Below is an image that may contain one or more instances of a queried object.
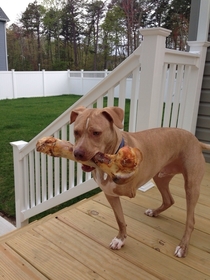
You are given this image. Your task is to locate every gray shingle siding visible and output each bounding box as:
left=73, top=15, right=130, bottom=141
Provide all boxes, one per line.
left=0, top=8, right=9, bottom=71
left=0, top=22, right=8, bottom=70
left=188, top=1, right=210, bottom=163
left=195, top=29, right=210, bottom=163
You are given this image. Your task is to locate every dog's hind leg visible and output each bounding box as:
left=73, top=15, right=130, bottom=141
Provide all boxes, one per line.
left=174, top=155, right=205, bottom=258
left=145, top=174, right=174, bottom=217
left=174, top=179, right=201, bottom=258
left=105, top=194, right=127, bottom=250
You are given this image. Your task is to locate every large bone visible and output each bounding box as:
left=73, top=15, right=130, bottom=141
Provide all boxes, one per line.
left=36, top=136, right=141, bottom=183
left=36, top=136, right=95, bottom=167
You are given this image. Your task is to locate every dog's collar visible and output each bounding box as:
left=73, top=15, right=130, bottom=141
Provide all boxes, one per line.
left=115, top=138, right=125, bottom=154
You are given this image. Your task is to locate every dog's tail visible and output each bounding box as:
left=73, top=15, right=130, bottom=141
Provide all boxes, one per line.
left=200, top=142, right=210, bottom=151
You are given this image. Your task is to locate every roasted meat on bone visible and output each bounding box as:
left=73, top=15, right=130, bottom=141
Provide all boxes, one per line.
left=36, top=136, right=141, bottom=183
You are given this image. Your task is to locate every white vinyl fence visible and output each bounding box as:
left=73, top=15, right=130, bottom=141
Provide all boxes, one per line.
left=0, top=69, right=134, bottom=100
left=0, top=70, right=70, bottom=99
left=0, top=70, right=135, bottom=100
left=10, top=27, right=209, bottom=228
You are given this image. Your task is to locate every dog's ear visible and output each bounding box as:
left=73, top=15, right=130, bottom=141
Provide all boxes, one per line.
left=102, top=107, right=124, bottom=129
left=70, top=106, right=86, bottom=124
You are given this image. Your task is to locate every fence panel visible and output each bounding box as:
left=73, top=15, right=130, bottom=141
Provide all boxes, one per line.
left=0, top=70, right=136, bottom=100
left=0, top=71, right=14, bottom=99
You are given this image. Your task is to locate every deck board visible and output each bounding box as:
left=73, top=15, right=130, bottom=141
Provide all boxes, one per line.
left=6, top=229, right=104, bottom=280
left=0, top=164, right=210, bottom=279
left=93, top=193, right=210, bottom=251
left=0, top=244, right=48, bottom=280
left=34, top=218, right=157, bottom=280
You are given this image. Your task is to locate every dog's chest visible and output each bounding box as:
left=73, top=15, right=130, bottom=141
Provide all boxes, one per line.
left=93, top=169, right=119, bottom=197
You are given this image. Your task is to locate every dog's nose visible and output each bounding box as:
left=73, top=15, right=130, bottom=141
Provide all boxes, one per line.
left=74, top=149, right=85, bottom=160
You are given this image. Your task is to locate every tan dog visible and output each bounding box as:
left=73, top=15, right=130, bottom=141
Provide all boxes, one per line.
left=70, top=106, right=210, bottom=258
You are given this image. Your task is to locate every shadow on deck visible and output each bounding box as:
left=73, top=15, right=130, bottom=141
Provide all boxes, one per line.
left=0, top=164, right=210, bottom=279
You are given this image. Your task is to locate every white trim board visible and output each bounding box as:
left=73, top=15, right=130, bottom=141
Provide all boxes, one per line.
left=0, top=217, right=16, bottom=236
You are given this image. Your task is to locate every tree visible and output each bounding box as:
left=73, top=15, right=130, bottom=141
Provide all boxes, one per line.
left=43, top=8, right=62, bottom=69
left=147, top=0, right=170, bottom=27
left=7, top=0, right=192, bottom=71
left=20, top=0, right=46, bottom=69
left=101, top=3, right=127, bottom=69
left=120, top=0, right=148, bottom=55
left=83, top=0, right=106, bottom=70
left=7, top=25, right=24, bottom=70
left=60, top=0, right=81, bottom=69
left=164, top=0, right=191, bottom=50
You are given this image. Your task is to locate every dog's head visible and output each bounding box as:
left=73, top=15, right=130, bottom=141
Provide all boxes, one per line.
left=70, top=106, right=124, bottom=171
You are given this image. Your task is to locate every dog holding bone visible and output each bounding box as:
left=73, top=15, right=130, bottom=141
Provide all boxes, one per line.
left=37, top=106, right=210, bottom=258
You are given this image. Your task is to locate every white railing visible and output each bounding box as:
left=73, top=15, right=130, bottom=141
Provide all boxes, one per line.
left=10, top=28, right=209, bottom=228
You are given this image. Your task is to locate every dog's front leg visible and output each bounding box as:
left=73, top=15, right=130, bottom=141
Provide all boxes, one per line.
left=105, top=194, right=127, bottom=249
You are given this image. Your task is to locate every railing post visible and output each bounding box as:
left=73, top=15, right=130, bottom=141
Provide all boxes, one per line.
left=136, top=27, right=171, bottom=131
left=181, top=41, right=210, bottom=133
left=10, top=140, right=29, bottom=228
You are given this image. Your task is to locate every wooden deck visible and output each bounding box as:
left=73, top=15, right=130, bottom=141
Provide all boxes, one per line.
left=0, top=164, right=210, bottom=280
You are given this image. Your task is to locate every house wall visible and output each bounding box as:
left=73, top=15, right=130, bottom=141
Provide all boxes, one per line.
left=0, top=21, right=8, bottom=71
left=195, top=29, right=210, bottom=162
left=189, top=0, right=210, bottom=162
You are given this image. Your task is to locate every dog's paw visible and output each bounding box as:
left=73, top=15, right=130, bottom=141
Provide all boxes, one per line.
left=109, top=237, right=125, bottom=250
left=174, top=246, right=186, bottom=258
left=144, top=209, right=154, bottom=217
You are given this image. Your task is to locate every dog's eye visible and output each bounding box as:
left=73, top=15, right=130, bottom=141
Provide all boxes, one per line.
left=93, top=131, right=101, bottom=136
left=74, top=130, right=80, bottom=137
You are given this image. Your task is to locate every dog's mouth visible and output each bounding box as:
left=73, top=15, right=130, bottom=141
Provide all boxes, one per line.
left=81, top=164, right=95, bottom=172
left=81, top=152, right=108, bottom=172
